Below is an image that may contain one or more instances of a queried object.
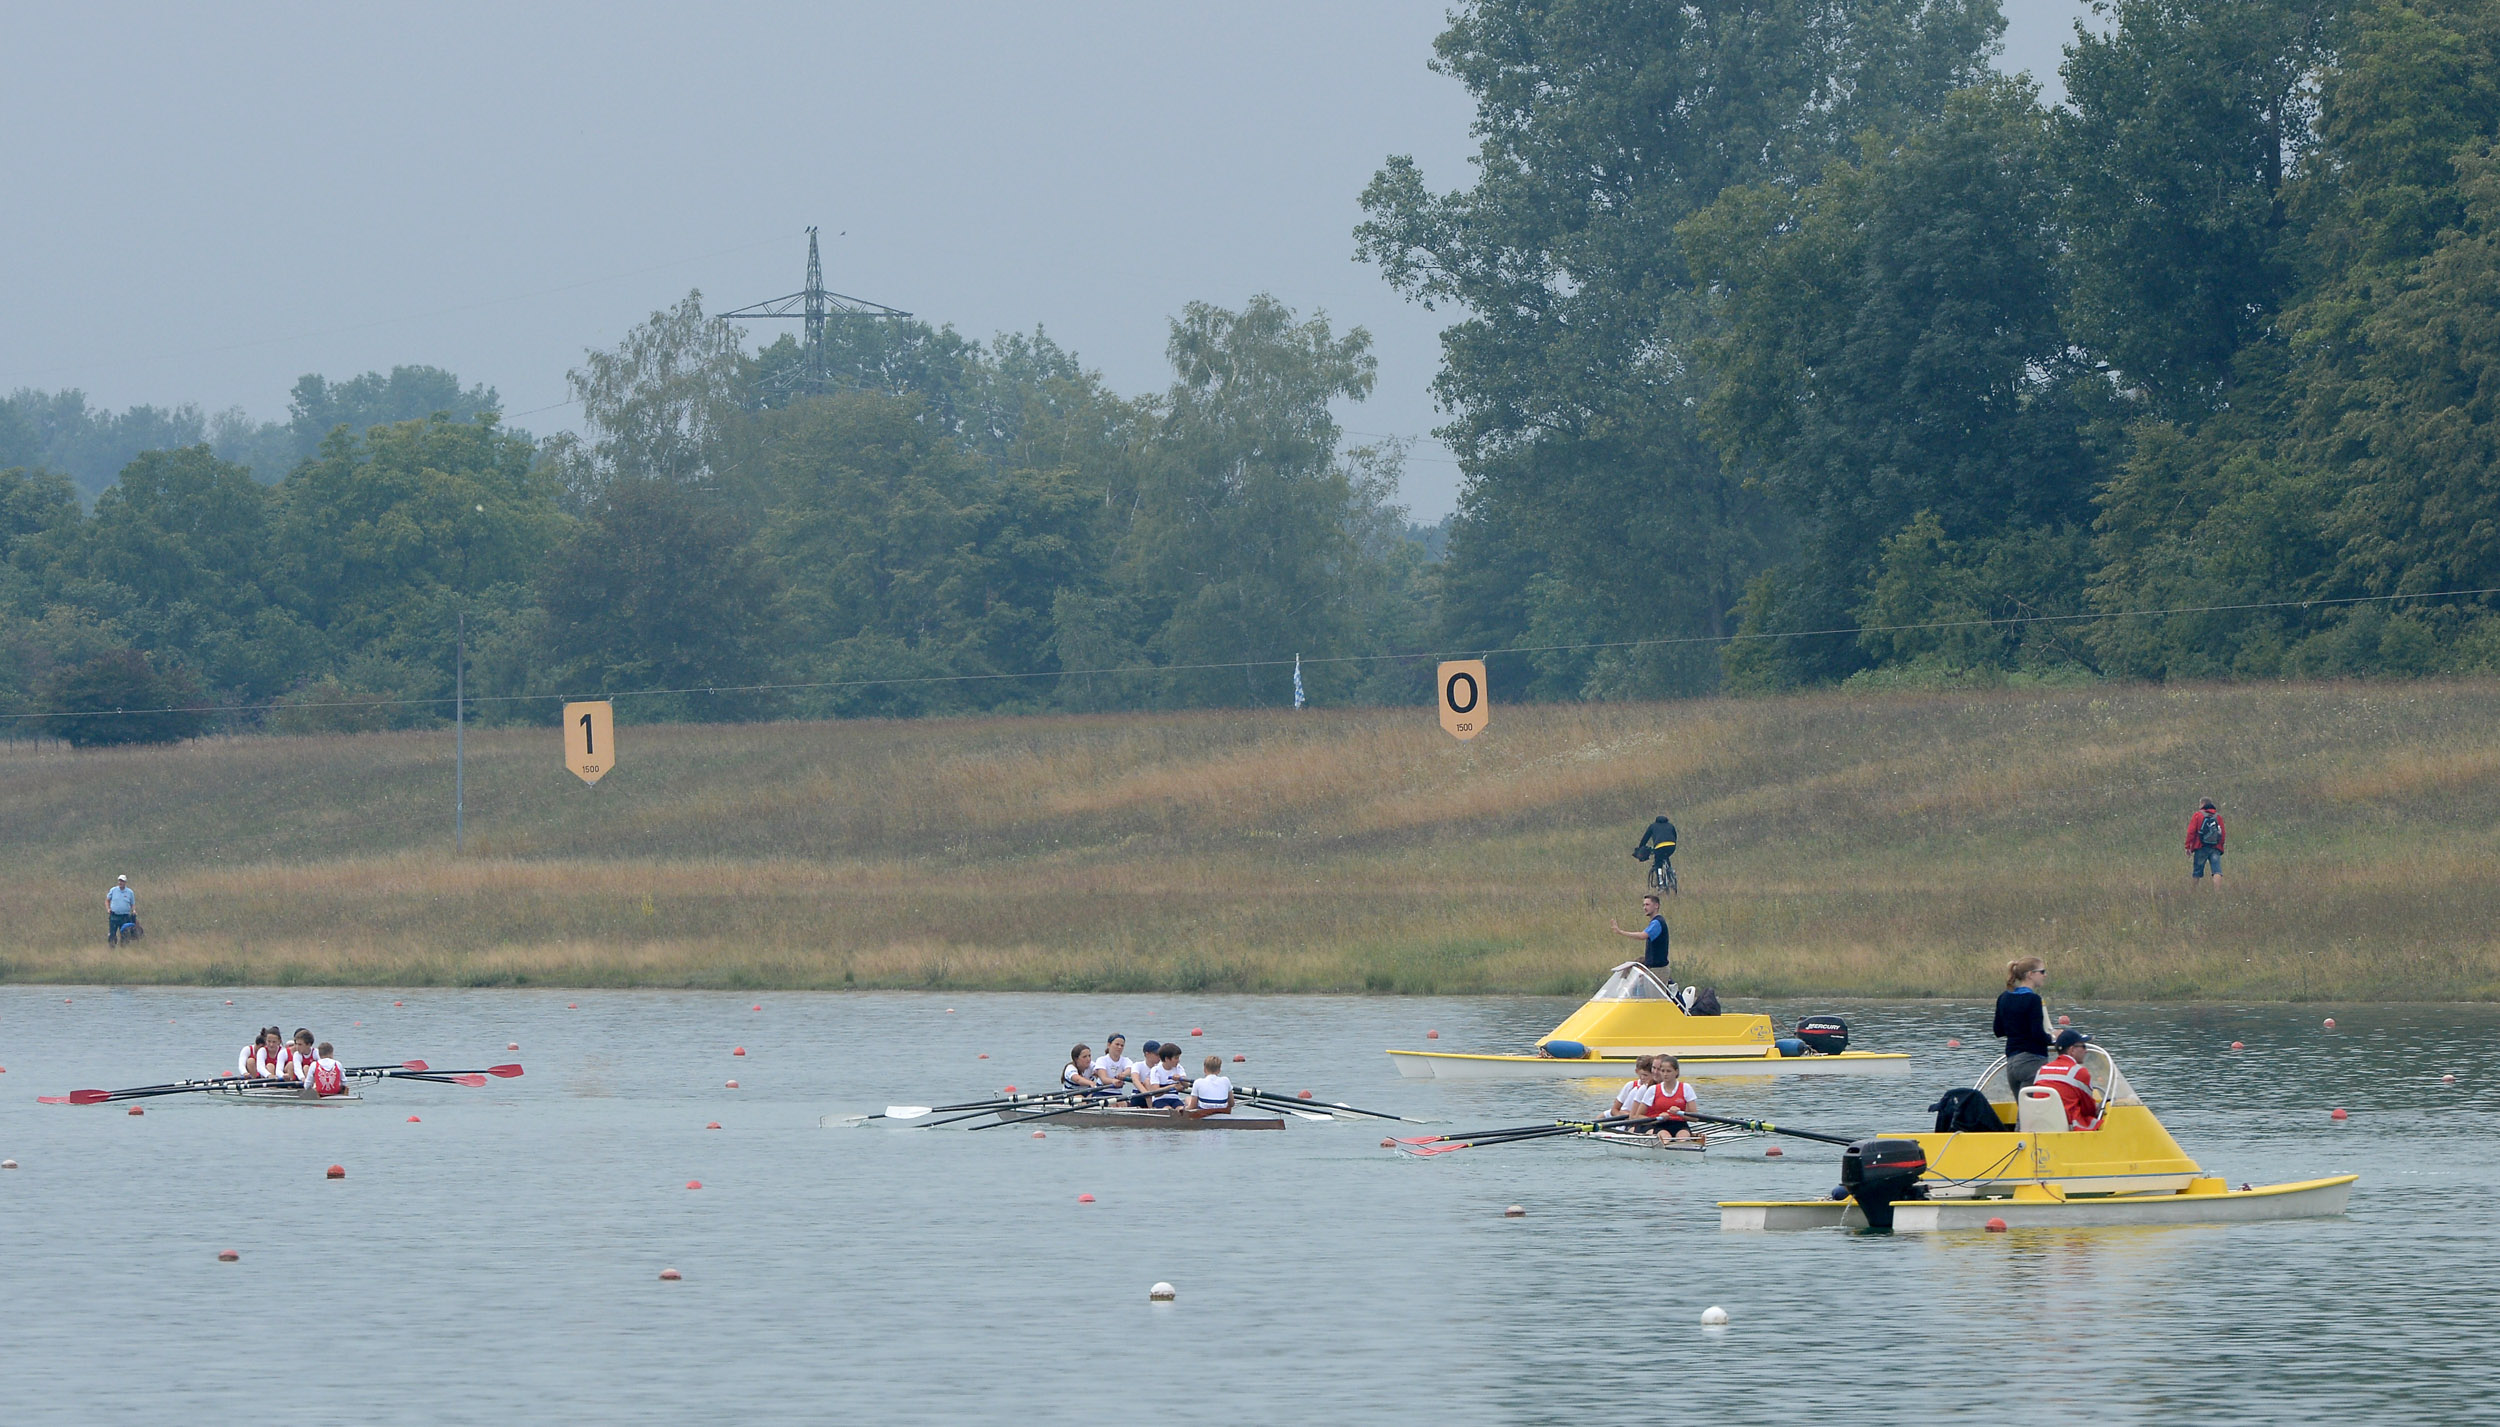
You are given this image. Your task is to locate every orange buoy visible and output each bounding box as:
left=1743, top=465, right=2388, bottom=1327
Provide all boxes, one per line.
left=2324, top=1018, right=2337, bottom=1029
left=2330, top=1107, right=2348, bottom=1120
left=706, top=1121, right=721, bottom=1130
left=1231, top=1054, right=1245, bottom=1063
left=1297, top=1090, right=1312, bottom=1099
left=1380, top=1137, right=1394, bottom=1148
left=393, top=1000, right=403, bottom=1007
left=128, top=1107, right=143, bottom=1116
left=2231, top=1041, right=2245, bottom=1050
left=978, top=1054, right=988, bottom=1059
left=686, top=1180, right=702, bottom=1190
left=1425, top=1029, right=1440, bottom=1040
left=407, top=1116, right=421, bottom=1123
left=568, top=1003, right=577, bottom=1009
left=1030, top=1130, right=1046, bottom=1139
left=732, top=1048, right=746, bottom=1057
left=325, top=1164, right=345, bottom=1179
left=1002, top=1085, right=1018, bottom=1094
left=1190, top=1028, right=1203, bottom=1036
left=1946, top=1039, right=1961, bottom=1048
left=752, top=1005, right=762, bottom=1012
left=658, top=1268, right=682, bottom=1281
left=217, top=1249, right=240, bottom=1262
left=725, top=1080, right=739, bottom=1088
left=2057, top=1015, right=2071, bottom=1026
left=1077, top=1193, right=1095, bottom=1203
left=1985, top=1217, right=2008, bottom=1233
left=1765, top=1146, right=1783, bottom=1157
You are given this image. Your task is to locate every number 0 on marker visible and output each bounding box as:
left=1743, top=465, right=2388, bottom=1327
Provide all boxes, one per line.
left=1437, top=660, right=1488, bottom=741
left=563, top=701, right=615, bottom=784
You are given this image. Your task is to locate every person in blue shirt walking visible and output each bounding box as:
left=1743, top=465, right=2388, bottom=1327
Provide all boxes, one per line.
left=105, top=874, right=138, bottom=945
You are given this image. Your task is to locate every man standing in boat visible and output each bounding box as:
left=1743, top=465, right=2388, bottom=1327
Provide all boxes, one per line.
left=1609, top=894, right=1671, bottom=984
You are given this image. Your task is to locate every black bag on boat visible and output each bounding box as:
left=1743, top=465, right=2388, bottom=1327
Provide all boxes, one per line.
left=1684, top=986, right=1721, bottom=1016
left=1929, top=1087, right=2010, bottom=1133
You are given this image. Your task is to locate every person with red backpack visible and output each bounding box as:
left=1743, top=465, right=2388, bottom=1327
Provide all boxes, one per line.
left=2186, top=799, right=2226, bottom=888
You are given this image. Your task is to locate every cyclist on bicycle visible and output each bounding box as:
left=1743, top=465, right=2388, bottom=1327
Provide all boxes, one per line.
left=1633, top=814, right=1678, bottom=893
left=106, top=874, right=138, bottom=945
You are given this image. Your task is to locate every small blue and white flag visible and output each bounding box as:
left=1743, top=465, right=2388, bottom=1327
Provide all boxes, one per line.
left=1293, top=653, right=1305, bottom=709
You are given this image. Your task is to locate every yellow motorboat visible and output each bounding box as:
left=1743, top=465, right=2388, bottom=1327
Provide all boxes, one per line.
left=1718, top=1046, right=2357, bottom=1232
left=1385, top=962, right=1911, bottom=1080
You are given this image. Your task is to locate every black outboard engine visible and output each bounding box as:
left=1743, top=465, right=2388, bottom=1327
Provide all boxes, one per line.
left=1837, top=1137, right=1928, bottom=1231
left=1794, top=1016, right=1850, bottom=1055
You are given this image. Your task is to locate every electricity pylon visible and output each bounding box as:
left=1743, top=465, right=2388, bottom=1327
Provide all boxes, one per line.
left=721, top=227, right=912, bottom=396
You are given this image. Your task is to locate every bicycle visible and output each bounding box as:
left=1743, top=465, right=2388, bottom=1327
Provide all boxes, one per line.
left=1646, top=857, right=1678, bottom=896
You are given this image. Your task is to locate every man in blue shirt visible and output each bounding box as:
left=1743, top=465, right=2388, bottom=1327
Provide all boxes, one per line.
left=105, top=874, right=137, bottom=944
left=1610, top=893, right=1669, bottom=975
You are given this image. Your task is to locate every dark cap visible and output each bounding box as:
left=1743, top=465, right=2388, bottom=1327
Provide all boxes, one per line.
left=1140, top=1040, right=1161, bottom=1054
left=2054, top=1029, right=2091, bottom=1050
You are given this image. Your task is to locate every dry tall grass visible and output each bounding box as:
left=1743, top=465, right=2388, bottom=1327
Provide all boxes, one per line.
left=5, top=679, right=2497, bottom=999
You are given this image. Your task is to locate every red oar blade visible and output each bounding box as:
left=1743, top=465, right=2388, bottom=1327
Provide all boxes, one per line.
left=403, top=1060, right=429, bottom=1072
left=37, top=1095, right=74, bottom=1105
left=449, top=1074, right=487, bottom=1087
left=486, top=1063, right=523, bottom=1078
left=1395, top=1141, right=1475, bottom=1157
left=67, top=1089, right=112, bottom=1105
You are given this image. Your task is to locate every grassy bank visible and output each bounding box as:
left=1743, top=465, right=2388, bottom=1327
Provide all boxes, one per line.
left=4, top=680, right=2498, bottom=1000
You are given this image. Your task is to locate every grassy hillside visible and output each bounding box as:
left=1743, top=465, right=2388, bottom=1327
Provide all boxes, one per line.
left=3, top=679, right=2497, bottom=1000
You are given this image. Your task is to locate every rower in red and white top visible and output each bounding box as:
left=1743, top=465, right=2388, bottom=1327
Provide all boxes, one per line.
left=1642, top=1055, right=1701, bottom=1143
left=243, top=1027, right=288, bottom=1080
left=300, top=1042, right=348, bottom=1097
left=283, top=1029, right=317, bottom=1081
left=1610, top=1055, right=1663, bottom=1118
left=1182, top=1056, right=1232, bottom=1117
left=2033, top=1030, right=2101, bottom=1131
left=239, top=1028, right=276, bottom=1079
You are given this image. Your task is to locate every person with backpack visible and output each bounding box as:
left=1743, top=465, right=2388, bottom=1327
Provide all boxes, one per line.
left=2186, top=799, right=2226, bottom=887
left=1632, top=814, right=1679, bottom=893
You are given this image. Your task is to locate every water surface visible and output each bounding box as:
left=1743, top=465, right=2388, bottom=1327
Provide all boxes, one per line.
left=1, top=987, right=2489, bottom=1424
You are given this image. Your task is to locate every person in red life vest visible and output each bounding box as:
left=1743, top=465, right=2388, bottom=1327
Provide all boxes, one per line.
left=2185, top=798, right=2226, bottom=888
left=301, top=1042, right=348, bottom=1097
left=2033, top=1030, right=2102, bottom=1131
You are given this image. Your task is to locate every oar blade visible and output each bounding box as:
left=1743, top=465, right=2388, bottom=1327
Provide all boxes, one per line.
left=67, top=1090, right=111, bottom=1105
left=37, top=1095, right=73, bottom=1105
left=486, top=1064, right=524, bottom=1078
left=449, top=1074, right=488, bottom=1087
left=882, top=1106, right=935, bottom=1121
left=404, top=1060, right=430, bottom=1072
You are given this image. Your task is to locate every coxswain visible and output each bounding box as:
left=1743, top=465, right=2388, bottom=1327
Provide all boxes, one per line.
left=2033, top=1030, right=2102, bottom=1131
left=1182, top=1055, right=1233, bottom=1118
left=300, top=1041, right=348, bottom=1098
left=1062, top=1044, right=1113, bottom=1094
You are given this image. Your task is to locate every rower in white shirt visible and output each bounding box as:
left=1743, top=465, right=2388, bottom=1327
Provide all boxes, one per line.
left=1609, top=1055, right=1662, bottom=1120
left=1182, top=1055, right=1233, bottom=1118
left=1062, top=1044, right=1114, bottom=1093
left=1138, top=1041, right=1189, bottom=1107
left=1094, top=1034, right=1142, bottom=1099
left=239, top=1027, right=284, bottom=1079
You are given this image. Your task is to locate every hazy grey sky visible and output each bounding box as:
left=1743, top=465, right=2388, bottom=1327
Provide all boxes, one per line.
left=4, top=1, right=2097, bottom=520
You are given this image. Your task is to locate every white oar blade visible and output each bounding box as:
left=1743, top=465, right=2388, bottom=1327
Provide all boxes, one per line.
left=882, top=1106, right=934, bottom=1121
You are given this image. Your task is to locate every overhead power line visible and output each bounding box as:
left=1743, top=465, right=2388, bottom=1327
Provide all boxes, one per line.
left=15, top=583, right=2499, bottom=725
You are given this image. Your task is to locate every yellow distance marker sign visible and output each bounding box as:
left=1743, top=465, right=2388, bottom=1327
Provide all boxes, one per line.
left=563, top=700, right=615, bottom=785
left=1437, top=660, right=1488, bottom=741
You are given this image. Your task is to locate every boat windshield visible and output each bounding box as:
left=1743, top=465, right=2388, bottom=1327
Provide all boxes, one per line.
left=1592, top=963, right=1676, bottom=1001
left=1976, top=1046, right=2136, bottom=1110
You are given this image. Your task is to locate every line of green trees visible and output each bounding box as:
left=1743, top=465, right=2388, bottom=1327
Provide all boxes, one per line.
left=0, top=296, right=1436, bottom=743
left=1364, top=0, right=2500, bottom=695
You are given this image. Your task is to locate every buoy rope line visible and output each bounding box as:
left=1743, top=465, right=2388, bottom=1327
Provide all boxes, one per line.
left=15, top=582, right=2500, bottom=723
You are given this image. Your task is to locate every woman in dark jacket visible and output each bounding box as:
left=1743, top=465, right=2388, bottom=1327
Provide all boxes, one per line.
left=1993, top=956, right=2054, bottom=1092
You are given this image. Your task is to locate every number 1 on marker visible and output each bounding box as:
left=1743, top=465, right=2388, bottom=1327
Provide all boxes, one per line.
left=563, top=701, right=615, bottom=785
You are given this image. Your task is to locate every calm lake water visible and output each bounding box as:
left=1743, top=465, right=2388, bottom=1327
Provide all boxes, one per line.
left=1, top=986, right=2492, bottom=1425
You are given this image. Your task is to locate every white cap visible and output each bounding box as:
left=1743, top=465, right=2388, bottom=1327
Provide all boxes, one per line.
left=116, top=874, right=128, bottom=882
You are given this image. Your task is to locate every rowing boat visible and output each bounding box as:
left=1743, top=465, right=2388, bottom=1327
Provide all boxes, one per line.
left=992, top=1105, right=1284, bottom=1131
left=1576, top=1128, right=1708, bottom=1154
left=202, top=1083, right=362, bottom=1106
left=1387, top=962, right=1911, bottom=1080
left=1717, top=1047, right=2357, bottom=1232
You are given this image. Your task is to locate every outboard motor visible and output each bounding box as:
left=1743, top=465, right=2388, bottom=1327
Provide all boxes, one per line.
left=1836, top=1137, right=1928, bottom=1231
left=1794, top=1016, right=1850, bottom=1055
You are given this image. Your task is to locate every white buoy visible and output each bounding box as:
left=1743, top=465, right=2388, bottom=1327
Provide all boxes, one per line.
left=1700, top=1305, right=1729, bottom=1326
left=1149, top=1282, right=1176, bottom=1302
